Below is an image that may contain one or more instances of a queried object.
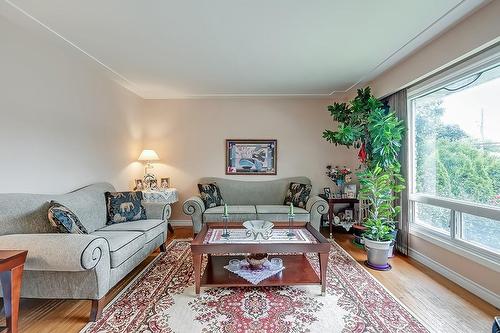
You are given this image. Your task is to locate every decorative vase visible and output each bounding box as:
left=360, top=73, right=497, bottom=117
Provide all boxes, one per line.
left=336, top=179, right=345, bottom=195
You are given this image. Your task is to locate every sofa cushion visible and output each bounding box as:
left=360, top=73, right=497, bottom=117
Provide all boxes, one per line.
left=47, top=201, right=88, bottom=234
left=284, top=183, right=312, bottom=209
left=105, top=191, right=147, bottom=225
left=198, top=183, right=225, bottom=208
left=98, top=219, right=167, bottom=243
left=204, top=205, right=256, bottom=222
left=91, top=231, right=145, bottom=268
left=255, top=205, right=310, bottom=222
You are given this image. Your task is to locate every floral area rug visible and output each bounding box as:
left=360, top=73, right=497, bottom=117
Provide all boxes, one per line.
left=81, top=240, right=429, bottom=333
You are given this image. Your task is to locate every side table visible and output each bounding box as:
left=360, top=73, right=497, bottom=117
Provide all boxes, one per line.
left=319, top=194, right=359, bottom=238
left=142, top=188, right=179, bottom=235
left=0, top=250, right=28, bottom=333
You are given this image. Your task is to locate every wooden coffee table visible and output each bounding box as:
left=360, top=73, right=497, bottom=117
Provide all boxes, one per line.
left=0, top=250, right=28, bottom=333
left=191, top=222, right=330, bottom=295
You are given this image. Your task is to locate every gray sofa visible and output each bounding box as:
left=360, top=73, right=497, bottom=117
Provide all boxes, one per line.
left=0, top=183, right=170, bottom=321
left=183, top=177, right=328, bottom=233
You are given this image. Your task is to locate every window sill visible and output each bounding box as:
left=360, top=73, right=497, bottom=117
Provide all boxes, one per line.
left=409, top=225, right=500, bottom=273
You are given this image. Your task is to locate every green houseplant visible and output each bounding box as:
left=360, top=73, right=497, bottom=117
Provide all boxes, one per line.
left=323, top=87, right=405, bottom=269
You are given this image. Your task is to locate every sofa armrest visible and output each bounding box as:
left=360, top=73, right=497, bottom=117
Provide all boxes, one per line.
left=142, top=202, right=171, bottom=220
left=183, top=196, right=205, bottom=233
left=306, top=195, right=329, bottom=230
left=0, top=234, right=109, bottom=272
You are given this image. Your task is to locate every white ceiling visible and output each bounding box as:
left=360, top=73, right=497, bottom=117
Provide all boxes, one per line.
left=2, top=0, right=488, bottom=98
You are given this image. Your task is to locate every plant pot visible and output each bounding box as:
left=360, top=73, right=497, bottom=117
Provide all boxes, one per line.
left=363, top=238, right=392, bottom=270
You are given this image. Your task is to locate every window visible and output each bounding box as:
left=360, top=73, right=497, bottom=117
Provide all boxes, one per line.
left=408, top=48, right=500, bottom=259
left=414, top=202, right=450, bottom=234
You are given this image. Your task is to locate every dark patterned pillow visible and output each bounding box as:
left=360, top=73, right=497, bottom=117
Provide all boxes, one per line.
left=105, top=191, right=147, bottom=225
left=284, top=182, right=312, bottom=209
left=198, top=183, right=225, bottom=209
left=48, top=201, right=88, bottom=234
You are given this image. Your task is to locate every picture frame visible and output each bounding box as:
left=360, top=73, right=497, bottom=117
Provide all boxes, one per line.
left=226, top=139, right=277, bottom=175
left=344, top=209, right=353, bottom=220
left=344, top=184, right=357, bottom=198
left=160, top=177, right=170, bottom=189
left=133, top=179, right=144, bottom=191
left=323, top=187, right=332, bottom=198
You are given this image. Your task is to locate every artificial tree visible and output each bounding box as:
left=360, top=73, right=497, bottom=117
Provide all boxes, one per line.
left=323, top=87, right=405, bottom=268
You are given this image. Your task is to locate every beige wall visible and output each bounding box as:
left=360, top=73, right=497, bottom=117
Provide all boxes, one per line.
left=140, top=98, right=359, bottom=220
left=340, top=0, right=500, bottom=305
left=0, top=15, right=143, bottom=194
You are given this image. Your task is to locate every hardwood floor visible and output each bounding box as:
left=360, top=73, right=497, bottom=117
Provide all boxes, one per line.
left=1, top=227, right=497, bottom=333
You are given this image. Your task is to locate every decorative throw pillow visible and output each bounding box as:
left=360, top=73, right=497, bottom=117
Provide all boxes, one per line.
left=105, top=191, right=147, bottom=225
left=198, top=183, right=225, bottom=209
left=284, top=182, right=312, bottom=209
left=48, top=201, right=88, bottom=234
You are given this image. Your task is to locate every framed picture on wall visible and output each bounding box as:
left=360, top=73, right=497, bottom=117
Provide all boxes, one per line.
left=226, top=139, right=277, bottom=175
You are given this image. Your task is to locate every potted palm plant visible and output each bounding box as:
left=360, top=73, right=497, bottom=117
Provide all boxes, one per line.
left=358, top=166, right=404, bottom=269
left=323, top=87, right=405, bottom=270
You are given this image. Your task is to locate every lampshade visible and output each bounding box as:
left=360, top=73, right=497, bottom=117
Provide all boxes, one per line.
left=138, top=149, right=160, bottom=161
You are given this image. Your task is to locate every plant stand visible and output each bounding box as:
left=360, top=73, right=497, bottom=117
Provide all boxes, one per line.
left=364, top=261, right=392, bottom=271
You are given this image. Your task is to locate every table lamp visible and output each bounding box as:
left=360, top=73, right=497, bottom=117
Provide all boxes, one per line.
left=138, top=149, right=160, bottom=178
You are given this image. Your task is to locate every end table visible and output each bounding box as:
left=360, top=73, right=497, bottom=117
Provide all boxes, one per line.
left=319, top=194, right=359, bottom=238
left=142, top=188, right=179, bottom=234
left=1, top=250, right=28, bottom=333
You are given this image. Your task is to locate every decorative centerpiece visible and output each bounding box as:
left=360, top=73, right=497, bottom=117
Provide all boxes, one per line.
left=245, top=253, right=268, bottom=270
left=243, top=220, right=274, bottom=240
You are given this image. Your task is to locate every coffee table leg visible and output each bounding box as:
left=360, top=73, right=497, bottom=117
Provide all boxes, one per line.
left=192, top=253, right=202, bottom=295
left=1, top=264, right=24, bottom=333
left=319, top=253, right=328, bottom=296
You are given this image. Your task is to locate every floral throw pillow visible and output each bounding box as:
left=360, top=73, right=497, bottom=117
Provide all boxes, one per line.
left=283, top=182, right=312, bottom=209
left=48, top=201, right=88, bottom=234
left=198, top=183, right=225, bottom=209
left=105, top=191, right=147, bottom=225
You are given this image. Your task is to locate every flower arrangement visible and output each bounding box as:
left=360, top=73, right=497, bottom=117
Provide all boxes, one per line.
left=326, top=165, right=352, bottom=185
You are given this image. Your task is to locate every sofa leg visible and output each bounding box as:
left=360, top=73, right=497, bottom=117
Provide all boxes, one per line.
left=159, top=243, right=167, bottom=252
left=90, top=298, right=105, bottom=322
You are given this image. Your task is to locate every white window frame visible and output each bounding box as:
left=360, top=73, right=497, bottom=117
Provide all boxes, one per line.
left=407, top=44, right=500, bottom=271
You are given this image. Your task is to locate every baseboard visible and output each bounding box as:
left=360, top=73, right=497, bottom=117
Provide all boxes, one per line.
left=409, top=248, right=500, bottom=309
left=169, top=220, right=192, bottom=227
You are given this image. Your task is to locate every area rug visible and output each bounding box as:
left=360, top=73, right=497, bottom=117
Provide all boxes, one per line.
left=81, top=240, right=429, bottom=333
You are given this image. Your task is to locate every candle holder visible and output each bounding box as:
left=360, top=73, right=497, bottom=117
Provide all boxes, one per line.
left=222, top=214, right=230, bottom=238
left=287, top=213, right=295, bottom=237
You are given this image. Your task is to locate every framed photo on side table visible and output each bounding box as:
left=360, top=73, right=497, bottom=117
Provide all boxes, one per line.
left=160, top=177, right=170, bottom=189
left=323, top=187, right=332, bottom=198
left=133, top=179, right=144, bottom=191
left=344, top=184, right=357, bottom=198
left=226, top=139, right=277, bottom=175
